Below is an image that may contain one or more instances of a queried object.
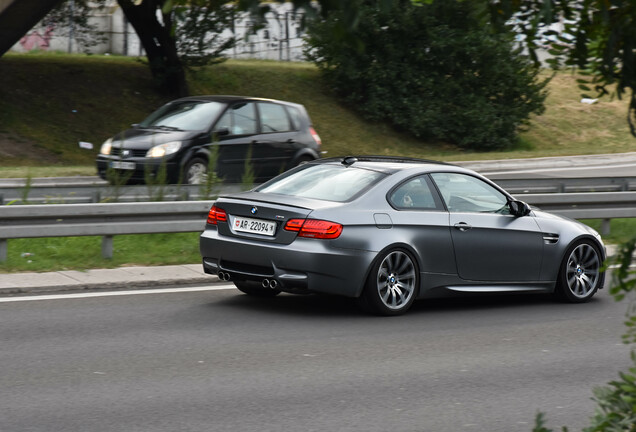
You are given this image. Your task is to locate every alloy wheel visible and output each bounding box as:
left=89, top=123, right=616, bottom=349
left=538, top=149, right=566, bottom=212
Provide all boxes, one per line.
left=376, top=251, right=417, bottom=311
left=565, top=243, right=600, bottom=299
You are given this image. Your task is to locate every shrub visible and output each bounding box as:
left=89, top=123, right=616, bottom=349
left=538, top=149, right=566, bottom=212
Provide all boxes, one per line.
left=305, top=0, right=549, bottom=151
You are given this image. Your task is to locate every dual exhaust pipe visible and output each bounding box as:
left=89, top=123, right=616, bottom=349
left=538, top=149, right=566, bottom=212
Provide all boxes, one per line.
left=218, top=271, right=278, bottom=289
left=262, top=279, right=278, bottom=289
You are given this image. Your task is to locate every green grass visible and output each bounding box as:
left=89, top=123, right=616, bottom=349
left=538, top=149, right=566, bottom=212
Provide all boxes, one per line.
left=580, top=219, right=636, bottom=245
left=0, top=233, right=201, bottom=273
left=1, top=53, right=635, bottom=177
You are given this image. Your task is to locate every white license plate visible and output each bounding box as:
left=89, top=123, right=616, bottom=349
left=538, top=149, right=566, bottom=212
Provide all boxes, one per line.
left=110, top=161, right=135, bottom=170
left=231, top=216, right=276, bottom=236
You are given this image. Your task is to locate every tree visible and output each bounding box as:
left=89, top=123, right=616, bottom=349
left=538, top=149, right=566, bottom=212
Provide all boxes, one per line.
left=432, top=0, right=636, bottom=140
left=117, top=0, right=235, bottom=97
left=305, top=0, right=549, bottom=151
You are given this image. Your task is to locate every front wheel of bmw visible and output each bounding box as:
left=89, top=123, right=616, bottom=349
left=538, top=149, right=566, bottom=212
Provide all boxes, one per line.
left=358, top=249, right=419, bottom=316
left=555, top=240, right=604, bottom=303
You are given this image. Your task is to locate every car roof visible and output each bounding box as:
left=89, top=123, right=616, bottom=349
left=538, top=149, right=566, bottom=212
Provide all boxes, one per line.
left=316, top=156, right=457, bottom=175
left=172, top=95, right=305, bottom=108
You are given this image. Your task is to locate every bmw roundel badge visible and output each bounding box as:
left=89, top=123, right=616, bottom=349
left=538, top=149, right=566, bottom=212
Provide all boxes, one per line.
left=251, top=206, right=258, bottom=215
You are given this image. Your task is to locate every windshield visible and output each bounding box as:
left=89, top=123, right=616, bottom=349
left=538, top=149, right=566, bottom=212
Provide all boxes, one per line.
left=139, top=101, right=225, bottom=131
left=255, top=164, right=386, bottom=202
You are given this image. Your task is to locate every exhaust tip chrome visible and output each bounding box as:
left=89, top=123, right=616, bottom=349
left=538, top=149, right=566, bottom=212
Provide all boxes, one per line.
left=262, top=279, right=270, bottom=288
left=218, top=271, right=230, bottom=281
left=269, top=279, right=278, bottom=289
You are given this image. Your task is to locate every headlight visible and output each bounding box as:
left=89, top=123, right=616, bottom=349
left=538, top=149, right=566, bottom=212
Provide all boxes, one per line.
left=146, top=141, right=182, bottom=158
left=100, top=138, right=113, bottom=155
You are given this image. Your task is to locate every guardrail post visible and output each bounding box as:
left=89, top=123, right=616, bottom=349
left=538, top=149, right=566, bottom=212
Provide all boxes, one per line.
left=601, top=219, right=611, bottom=236
left=101, top=235, right=113, bottom=259
left=0, top=239, right=7, bottom=262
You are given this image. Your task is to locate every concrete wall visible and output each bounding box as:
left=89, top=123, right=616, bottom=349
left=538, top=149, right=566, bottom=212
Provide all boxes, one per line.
left=10, top=2, right=307, bottom=61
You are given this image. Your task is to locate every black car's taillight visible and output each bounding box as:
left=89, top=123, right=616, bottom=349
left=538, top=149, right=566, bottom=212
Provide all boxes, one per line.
left=309, top=127, right=322, bottom=147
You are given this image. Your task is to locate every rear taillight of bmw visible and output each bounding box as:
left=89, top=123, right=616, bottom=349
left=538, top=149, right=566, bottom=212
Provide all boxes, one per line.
left=207, top=205, right=227, bottom=225
left=284, top=218, right=342, bottom=239
left=309, top=127, right=322, bottom=147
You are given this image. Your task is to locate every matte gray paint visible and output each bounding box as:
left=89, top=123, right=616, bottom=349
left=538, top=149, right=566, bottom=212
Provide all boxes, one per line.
left=199, top=160, right=605, bottom=301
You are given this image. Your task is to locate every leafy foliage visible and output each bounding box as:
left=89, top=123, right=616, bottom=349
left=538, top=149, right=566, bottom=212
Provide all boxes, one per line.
left=305, top=0, right=549, bottom=151
left=477, top=0, right=636, bottom=140
left=41, top=0, right=108, bottom=52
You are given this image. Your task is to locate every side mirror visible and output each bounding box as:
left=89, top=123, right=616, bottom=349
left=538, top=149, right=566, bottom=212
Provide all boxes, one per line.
left=213, top=127, right=230, bottom=137
left=509, top=200, right=531, bottom=217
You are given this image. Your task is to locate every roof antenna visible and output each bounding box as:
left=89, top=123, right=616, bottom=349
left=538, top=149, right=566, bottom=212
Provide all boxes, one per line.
left=342, top=156, right=358, bottom=166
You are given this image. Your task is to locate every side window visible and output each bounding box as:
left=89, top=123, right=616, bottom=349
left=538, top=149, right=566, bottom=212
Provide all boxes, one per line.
left=389, top=176, right=442, bottom=210
left=286, top=106, right=303, bottom=131
left=215, top=102, right=257, bottom=136
left=430, top=172, right=510, bottom=214
left=258, top=103, right=292, bottom=133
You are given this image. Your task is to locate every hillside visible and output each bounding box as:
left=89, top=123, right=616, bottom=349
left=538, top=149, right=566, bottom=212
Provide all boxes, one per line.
left=0, top=53, right=634, bottom=176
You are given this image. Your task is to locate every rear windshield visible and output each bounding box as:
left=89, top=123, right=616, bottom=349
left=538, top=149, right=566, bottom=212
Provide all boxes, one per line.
left=255, top=164, right=385, bottom=202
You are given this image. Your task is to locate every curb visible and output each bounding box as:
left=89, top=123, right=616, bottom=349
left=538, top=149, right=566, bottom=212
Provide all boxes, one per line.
left=0, top=264, right=219, bottom=296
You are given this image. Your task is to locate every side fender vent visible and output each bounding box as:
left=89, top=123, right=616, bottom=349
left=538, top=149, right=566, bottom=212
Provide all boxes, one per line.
left=543, top=233, right=560, bottom=244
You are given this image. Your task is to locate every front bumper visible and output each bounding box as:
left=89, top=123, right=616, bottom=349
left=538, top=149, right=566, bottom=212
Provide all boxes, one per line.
left=96, top=156, right=180, bottom=183
left=199, top=228, right=376, bottom=298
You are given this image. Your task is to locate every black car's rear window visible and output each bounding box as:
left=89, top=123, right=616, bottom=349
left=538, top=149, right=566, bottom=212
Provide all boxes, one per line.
left=255, top=164, right=385, bottom=202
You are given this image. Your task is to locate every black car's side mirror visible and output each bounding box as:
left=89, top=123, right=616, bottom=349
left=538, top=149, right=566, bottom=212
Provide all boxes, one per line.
left=214, top=127, right=230, bottom=137
left=509, top=200, right=531, bottom=217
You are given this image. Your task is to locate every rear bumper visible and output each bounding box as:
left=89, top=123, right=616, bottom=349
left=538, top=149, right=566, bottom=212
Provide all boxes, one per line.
left=199, top=228, right=376, bottom=297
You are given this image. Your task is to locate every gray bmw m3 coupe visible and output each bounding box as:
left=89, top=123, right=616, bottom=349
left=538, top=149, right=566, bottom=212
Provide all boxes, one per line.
left=199, top=156, right=605, bottom=315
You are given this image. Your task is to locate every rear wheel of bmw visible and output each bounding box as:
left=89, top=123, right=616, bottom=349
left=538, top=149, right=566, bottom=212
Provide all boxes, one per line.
left=359, top=249, right=419, bottom=316
left=234, top=281, right=281, bottom=297
left=555, top=240, right=604, bottom=303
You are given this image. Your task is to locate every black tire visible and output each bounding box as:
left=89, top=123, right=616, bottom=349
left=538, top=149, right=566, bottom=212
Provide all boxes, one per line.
left=555, top=240, right=604, bottom=303
left=358, top=249, right=419, bottom=316
left=183, top=157, right=208, bottom=185
left=234, top=281, right=281, bottom=297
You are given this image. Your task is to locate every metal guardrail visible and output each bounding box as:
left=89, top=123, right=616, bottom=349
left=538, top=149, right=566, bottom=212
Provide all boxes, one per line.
left=1, top=191, right=635, bottom=262
left=493, top=176, right=636, bottom=194
left=1, top=176, right=636, bottom=204
left=0, top=201, right=213, bottom=262
left=0, top=182, right=245, bottom=205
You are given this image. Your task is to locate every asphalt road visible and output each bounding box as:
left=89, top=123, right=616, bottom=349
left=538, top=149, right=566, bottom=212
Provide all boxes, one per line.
left=1, top=284, right=631, bottom=432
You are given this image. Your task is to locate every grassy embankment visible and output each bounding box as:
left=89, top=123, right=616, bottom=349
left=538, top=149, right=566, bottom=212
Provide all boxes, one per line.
left=0, top=53, right=634, bottom=272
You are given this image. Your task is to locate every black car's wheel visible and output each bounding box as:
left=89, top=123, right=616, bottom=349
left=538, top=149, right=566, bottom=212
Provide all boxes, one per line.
left=556, top=240, right=604, bottom=303
left=359, top=249, right=419, bottom=316
left=184, top=157, right=208, bottom=185
left=295, top=155, right=314, bottom=166
left=234, top=281, right=281, bottom=297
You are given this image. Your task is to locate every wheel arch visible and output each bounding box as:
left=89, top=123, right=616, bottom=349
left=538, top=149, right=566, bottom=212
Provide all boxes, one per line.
left=554, top=234, right=606, bottom=301
left=356, top=242, right=422, bottom=298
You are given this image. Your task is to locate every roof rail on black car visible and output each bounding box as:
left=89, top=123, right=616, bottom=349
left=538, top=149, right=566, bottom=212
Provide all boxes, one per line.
left=321, top=155, right=453, bottom=166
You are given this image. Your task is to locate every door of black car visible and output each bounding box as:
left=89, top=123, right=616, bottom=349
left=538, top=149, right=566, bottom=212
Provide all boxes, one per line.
left=252, top=102, right=300, bottom=179
left=212, top=102, right=258, bottom=182
left=430, top=172, right=544, bottom=282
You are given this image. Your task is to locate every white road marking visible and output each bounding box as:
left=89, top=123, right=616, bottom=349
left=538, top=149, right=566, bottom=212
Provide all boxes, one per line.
left=0, top=284, right=236, bottom=303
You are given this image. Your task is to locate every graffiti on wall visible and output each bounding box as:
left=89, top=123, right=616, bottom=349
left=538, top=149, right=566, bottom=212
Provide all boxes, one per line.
left=19, top=26, right=55, bottom=51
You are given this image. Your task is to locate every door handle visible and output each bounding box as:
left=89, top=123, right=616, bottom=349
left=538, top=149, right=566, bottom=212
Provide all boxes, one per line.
left=454, top=222, right=472, bottom=232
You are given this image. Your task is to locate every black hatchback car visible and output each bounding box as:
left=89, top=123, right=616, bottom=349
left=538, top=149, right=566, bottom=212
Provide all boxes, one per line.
left=96, top=96, right=322, bottom=184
